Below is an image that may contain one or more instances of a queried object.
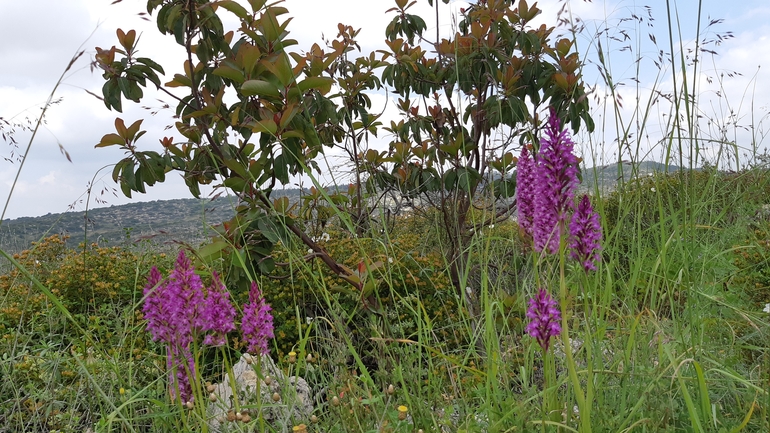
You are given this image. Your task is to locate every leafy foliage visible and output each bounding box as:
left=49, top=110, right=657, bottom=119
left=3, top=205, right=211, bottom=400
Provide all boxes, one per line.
left=95, top=0, right=360, bottom=293
left=366, top=0, right=594, bottom=301
left=93, top=0, right=594, bottom=310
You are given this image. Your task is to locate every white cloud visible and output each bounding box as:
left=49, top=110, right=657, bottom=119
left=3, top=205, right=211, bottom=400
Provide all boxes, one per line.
left=38, top=171, right=57, bottom=185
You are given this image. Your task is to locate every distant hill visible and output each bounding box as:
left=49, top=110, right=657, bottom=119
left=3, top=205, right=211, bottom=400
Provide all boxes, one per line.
left=580, top=161, right=684, bottom=192
left=0, top=161, right=688, bottom=254
left=0, top=189, right=302, bottom=254
left=0, top=197, right=232, bottom=253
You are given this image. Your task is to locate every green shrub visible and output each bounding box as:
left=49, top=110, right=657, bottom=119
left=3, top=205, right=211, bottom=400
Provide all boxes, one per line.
left=246, top=215, right=466, bottom=360
left=0, top=235, right=175, bottom=322
left=732, top=221, right=770, bottom=306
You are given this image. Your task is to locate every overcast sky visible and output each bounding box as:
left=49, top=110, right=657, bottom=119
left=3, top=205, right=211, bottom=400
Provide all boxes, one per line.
left=1, top=0, right=769, bottom=220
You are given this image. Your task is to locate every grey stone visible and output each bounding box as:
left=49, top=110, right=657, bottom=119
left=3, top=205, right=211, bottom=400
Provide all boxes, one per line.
left=208, top=354, right=313, bottom=432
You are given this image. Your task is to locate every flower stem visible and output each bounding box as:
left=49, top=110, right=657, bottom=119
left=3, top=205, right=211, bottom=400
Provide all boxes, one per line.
left=559, top=238, right=590, bottom=431
left=544, top=349, right=557, bottom=424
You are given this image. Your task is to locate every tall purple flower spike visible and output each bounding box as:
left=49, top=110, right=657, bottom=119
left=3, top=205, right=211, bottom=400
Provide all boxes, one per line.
left=199, top=271, right=237, bottom=346
left=241, top=281, right=275, bottom=356
left=165, top=251, right=205, bottom=350
left=533, top=109, right=579, bottom=254
left=142, top=251, right=203, bottom=351
left=569, top=194, right=602, bottom=271
left=143, top=251, right=204, bottom=402
left=143, top=266, right=170, bottom=343
left=142, top=250, right=240, bottom=403
left=516, top=145, right=536, bottom=236
left=525, top=288, right=562, bottom=352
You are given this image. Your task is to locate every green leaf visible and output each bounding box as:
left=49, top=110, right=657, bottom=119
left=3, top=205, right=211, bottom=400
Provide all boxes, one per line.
left=164, top=3, right=184, bottom=34
left=198, top=239, right=230, bottom=261
left=96, top=133, right=125, bottom=148
left=217, top=0, right=250, bottom=19
left=223, top=177, right=247, bottom=192
left=136, top=57, right=165, bottom=74
left=250, top=119, right=278, bottom=135
left=259, top=8, right=284, bottom=42
left=456, top=167, right=480, bottom=192
left=297, top=76, right=334, bottom=94
left=186, top=178, right=201, bottom=198
left=257, top=216, right=283, bottom=243
left=241, top=79, right=281, bottom=98
left=133, top=64, right=162, bottom=87
left=120, top=162, right=136, bottom=197
left=145, top=151, right=167, bottom=183
left=693, top=362, right=713, bottom=428
left=118, top=77, right=136, bottom=101
left=166, top=74, right=192, bottom=87
left=213, top=65, right=245, bottom=83
left=135, top=130, right=147, bottom=142
left=134, top=165, right=146, bottom=193
left=495, top=178, right=517, bottom=198
left=240, top=45, right=262, bottom=73
left=257, top=257, right=275, bottom=274
left=273, top=196, right=289, bottom=213
left=125, top=119, right=144, bottom=141
left=222, top=156, right=250, bottom=179
left=112, top=159, right=129, bottom=183
left=247, top=0, right=266, bottom=12
left=280, top=130, right=305, bottom=139
left=443, top=168, right=457, bottom=190
left=304, top=126, right=320, bottom=148
left=274, top=153, right=289, bottom=184
left=262, top=54, right=294, bottom=87
left=196, top=39, right=213, bottom=64
left=103, top=79, right=123, bottom=112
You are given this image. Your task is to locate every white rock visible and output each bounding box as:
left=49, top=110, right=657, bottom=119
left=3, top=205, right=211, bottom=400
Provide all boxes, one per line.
left=208, top=354, right=313, bottom=432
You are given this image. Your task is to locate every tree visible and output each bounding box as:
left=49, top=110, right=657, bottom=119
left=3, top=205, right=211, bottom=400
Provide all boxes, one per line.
left=360, top=0, right=593, bottom=313
left=95, top=0, right=369, bottom=293
left=94, top=0, right=593, bottom=313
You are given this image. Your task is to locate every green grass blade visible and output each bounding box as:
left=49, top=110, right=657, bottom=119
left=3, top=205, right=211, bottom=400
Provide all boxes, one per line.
left=693, top=361, right=713, bottom=429
left=729, top=399, right=756, bottom=433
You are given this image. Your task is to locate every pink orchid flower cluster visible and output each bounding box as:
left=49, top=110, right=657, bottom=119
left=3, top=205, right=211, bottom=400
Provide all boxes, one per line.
left=143, top=250, right=273, bottom=404
left=516, top=108, right=602, bottom=271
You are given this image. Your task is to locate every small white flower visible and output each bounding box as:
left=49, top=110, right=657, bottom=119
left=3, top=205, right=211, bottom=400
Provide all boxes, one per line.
left=650, top=187, right=656, bottom=192
left=388, top=257, right=394, bottom=264
left=465, top=286, right=473, bottom=296
left=307, top=249, right=314, bottom=255
left=320, top=232, right=330, bottom=242
left=306, top=317, right=313, bottom=325
left=763, top=303, right=770, bottom=313
left=488, top=224, right=495, bottom=229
